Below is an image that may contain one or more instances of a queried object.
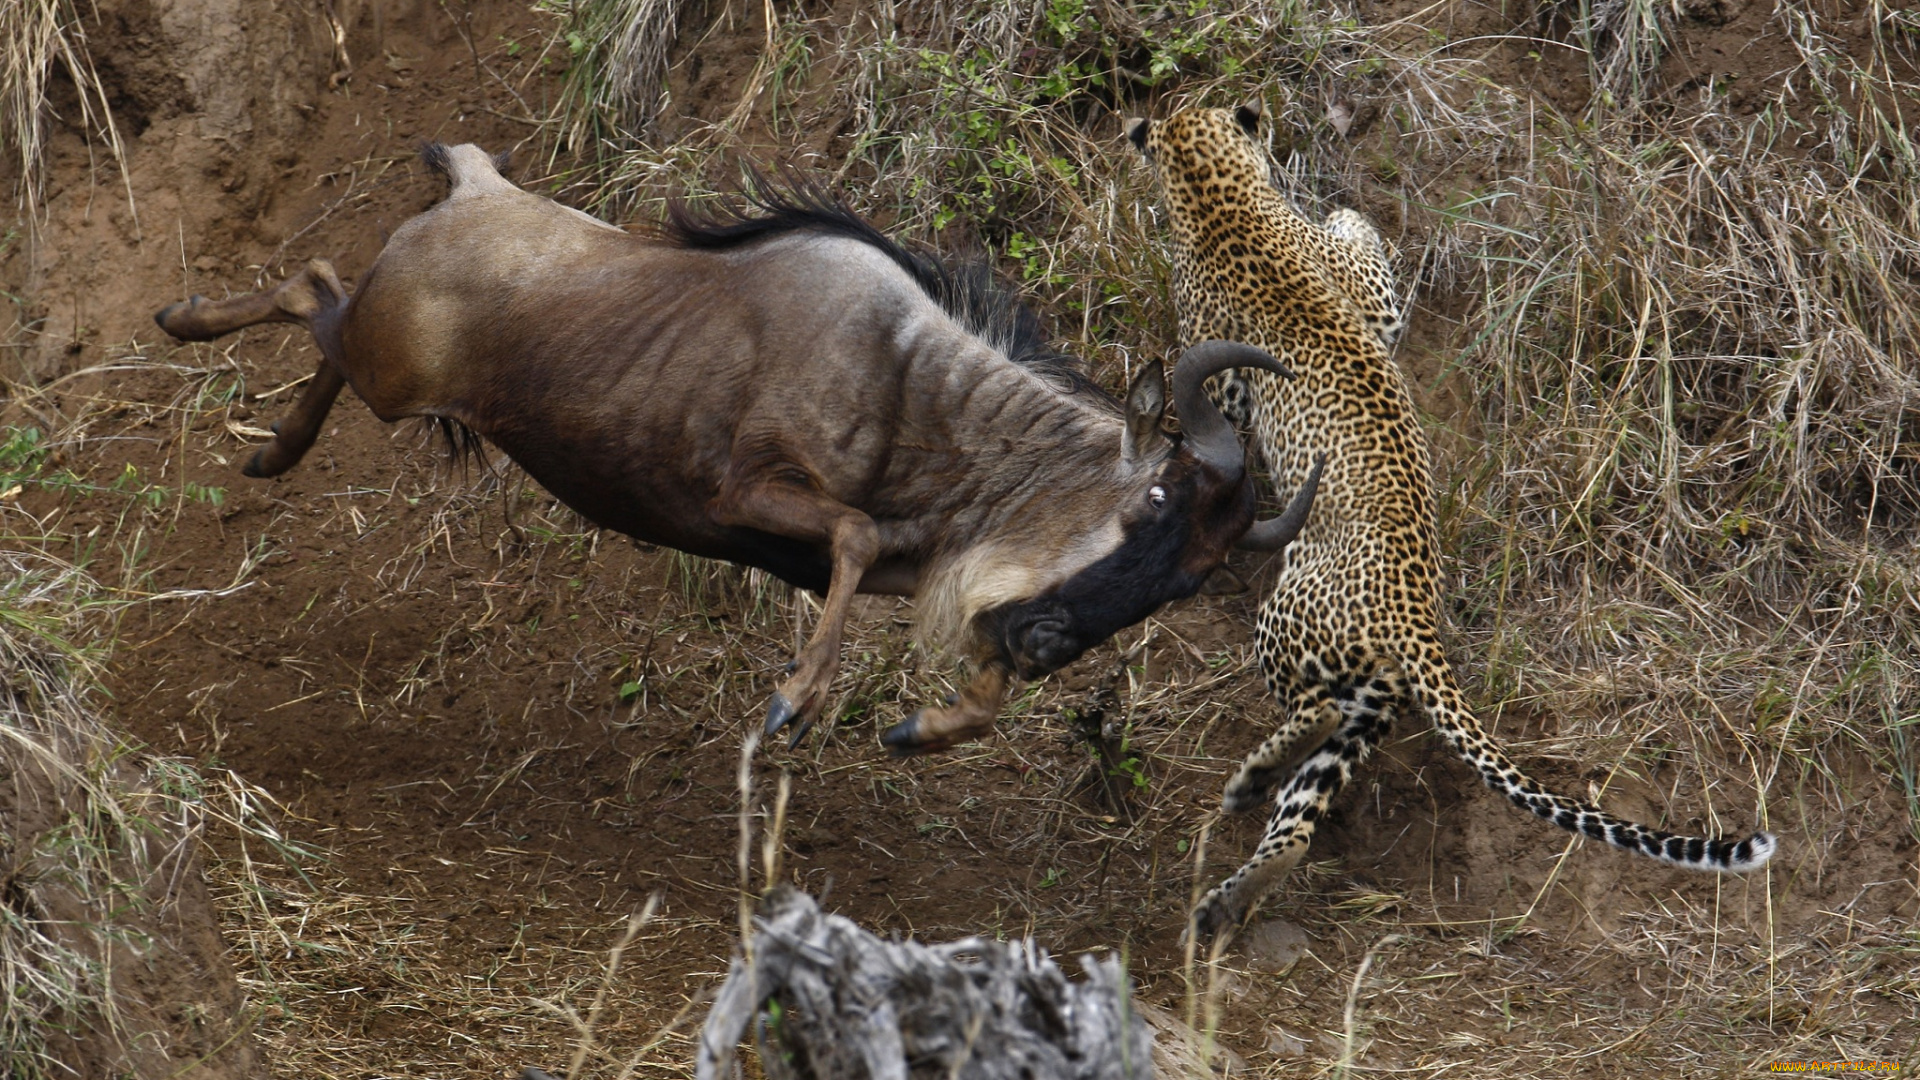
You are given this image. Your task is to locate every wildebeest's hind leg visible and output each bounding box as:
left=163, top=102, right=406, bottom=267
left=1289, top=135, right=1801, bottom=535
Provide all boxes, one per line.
left=155, top=258, right=348, bottom=340
left=240, top=364, right=347, bottom=478
left=154, top=259, right=352, bottom=478
left=708, top=472, right=881, bottom=745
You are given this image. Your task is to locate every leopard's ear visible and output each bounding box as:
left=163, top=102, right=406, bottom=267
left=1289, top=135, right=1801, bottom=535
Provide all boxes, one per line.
left=1233, top=99, right=1263, bottom=135
left=1125, top=117, right=1151, bottom=154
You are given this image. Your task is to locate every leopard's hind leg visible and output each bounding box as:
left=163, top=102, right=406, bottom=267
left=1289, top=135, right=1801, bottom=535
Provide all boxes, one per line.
left=1223, top=599, right=1376, bottom=811
left=1222, top=675, right=1342, bottom=813
left=1195, top=668, right=1404, bottom=939
left=1321, top=208, right=1405, bottom=349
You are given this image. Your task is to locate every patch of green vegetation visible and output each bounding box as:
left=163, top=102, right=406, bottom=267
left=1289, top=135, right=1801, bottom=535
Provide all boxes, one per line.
left=0, top=426, right=225, bottom=510
left=882, top=0, right=1270, bottom=241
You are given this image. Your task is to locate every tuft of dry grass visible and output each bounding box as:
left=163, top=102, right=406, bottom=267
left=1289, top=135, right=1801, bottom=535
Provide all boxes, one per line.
left=550, top=0, right=684, bottom=171
left=0, top=0, right=132, bottom=226
left=0, top=547, right=304, bottom=1078
left=1578, top=0, right=1674, bottom=107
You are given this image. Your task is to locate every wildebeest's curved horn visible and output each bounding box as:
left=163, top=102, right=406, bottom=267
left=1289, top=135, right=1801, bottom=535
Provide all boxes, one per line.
left=1238, top=451, right=1327, bottom=552
left=1171, top=340, right=1294, bottom=474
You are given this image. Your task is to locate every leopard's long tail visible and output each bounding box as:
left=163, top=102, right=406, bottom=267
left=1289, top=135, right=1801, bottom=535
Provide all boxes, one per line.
left=1401, top=640, right=1776, bottom=872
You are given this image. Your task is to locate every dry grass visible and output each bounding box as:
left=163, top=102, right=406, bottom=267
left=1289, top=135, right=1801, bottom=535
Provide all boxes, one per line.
left=0, top=341, right=323, bottom=1076
left=205, top=852, right=710, bottom=1078
left=0, top=546, right=305, bottom=1078
left=1357, top=0, right=1920, bottom=851
left=0, top=551, right=118, bottom=1078
left=0, top=0, right=131, bottom=225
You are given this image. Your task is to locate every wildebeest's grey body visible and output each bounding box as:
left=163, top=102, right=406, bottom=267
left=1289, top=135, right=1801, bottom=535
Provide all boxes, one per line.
left=381, top=230, right=1108, bottom=596
left=155, top=145, right=1316, bottom=750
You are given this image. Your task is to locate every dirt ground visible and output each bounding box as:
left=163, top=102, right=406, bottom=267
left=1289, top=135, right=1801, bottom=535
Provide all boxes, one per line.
left=4, top=0, right=1916, bottom=1077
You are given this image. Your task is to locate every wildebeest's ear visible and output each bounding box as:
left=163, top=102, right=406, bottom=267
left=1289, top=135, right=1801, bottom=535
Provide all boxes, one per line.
left=1234, top=100, right=1263, bottom=134
left=1123, top=360, right=1169, bottom=463
left=1125, top=117, right=1151, bottom=154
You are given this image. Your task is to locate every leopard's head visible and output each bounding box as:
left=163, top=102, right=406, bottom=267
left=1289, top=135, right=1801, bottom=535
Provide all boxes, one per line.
left=1125, top=103, right=1273, bottom=219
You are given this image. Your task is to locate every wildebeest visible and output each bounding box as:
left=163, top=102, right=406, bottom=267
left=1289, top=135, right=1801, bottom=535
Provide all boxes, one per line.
left=154, top=144, right=1321, bottom=753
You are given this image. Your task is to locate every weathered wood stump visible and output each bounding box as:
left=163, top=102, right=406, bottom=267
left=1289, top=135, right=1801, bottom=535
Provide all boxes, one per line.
left=696, top=886, right=1154, bottom=1080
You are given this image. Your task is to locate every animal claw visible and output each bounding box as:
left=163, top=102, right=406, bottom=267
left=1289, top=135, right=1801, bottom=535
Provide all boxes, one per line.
left=765, top=692, right=798, bottom=735
left=1221, top=776, right=1272, bottom=814
left=944, top=692, right=959, bottom=706
left=1186, top=890, right=1245, bottom=946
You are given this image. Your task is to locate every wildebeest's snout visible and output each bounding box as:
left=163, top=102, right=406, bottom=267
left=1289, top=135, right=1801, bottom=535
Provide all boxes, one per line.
left=991, top=601, right=1098, bottom=680
left=1015, top=617, right=1081, bottom=677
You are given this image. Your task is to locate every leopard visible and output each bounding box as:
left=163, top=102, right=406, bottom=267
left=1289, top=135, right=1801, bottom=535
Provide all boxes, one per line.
left=1127, top=101, right=1776, bottom=940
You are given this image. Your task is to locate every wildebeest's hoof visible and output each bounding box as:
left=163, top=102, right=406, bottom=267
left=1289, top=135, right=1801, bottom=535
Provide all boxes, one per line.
left=882, top=708, right=990, bottom=756
left=784, top=718, right=815, bottom=749
left=241, top=448, right=271, bottom=478
left=154, top=296, right=214, bottom=340
left=880, top=716, right=924, bottom=755
left=765, top=692, right=799, bottom=735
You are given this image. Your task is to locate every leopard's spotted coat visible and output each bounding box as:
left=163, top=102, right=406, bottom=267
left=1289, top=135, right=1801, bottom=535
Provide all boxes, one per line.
left=1129, top=104, right=1775, bottom=938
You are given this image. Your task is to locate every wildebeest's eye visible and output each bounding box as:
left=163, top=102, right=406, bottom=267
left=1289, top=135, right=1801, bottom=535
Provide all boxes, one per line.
left=1148, top=485, right=1167, bottom=509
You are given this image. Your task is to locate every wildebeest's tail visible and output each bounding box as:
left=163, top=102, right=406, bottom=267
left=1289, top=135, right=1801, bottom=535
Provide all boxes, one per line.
left=419, top=142, right=518, bottom=197
left=1401, top=638, right=1777, bottom=871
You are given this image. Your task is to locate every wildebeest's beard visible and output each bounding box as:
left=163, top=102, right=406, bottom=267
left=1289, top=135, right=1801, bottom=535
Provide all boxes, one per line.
left=979, top=456, right=1255, bottom=680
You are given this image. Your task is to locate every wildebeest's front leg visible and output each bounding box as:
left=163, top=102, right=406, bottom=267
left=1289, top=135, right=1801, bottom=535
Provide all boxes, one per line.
left=879, top=662, right=1012, bottom=755
left=708, top=472, right=880, bottom=745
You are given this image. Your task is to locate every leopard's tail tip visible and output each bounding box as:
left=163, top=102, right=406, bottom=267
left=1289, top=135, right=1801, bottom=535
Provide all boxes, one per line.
left=1723, top=831, right=1777, bottom=872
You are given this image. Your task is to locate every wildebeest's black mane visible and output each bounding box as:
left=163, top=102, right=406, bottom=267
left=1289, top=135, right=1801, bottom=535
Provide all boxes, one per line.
left=664, top=172, right=1117, bottom=412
